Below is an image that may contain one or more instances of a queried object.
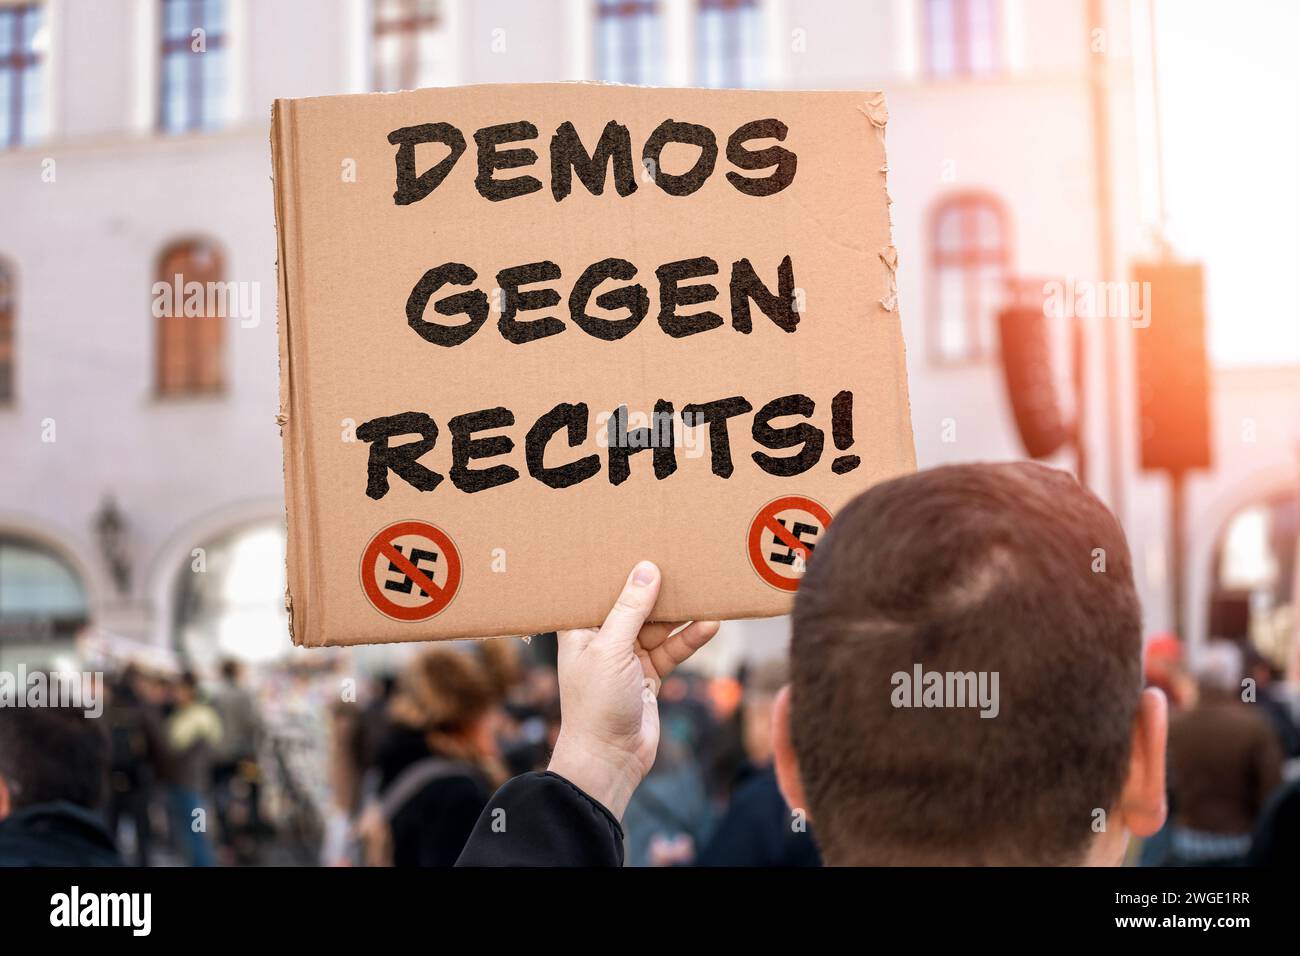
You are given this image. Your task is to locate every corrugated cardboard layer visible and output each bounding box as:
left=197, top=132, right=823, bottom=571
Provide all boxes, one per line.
left=272, top=83, right=914, bottom=646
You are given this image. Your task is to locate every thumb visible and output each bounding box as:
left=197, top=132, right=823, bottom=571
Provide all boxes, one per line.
left=597, top=561, right=661, bottom=650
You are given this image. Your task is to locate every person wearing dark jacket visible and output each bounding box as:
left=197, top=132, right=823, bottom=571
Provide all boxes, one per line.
left=0, top=802, right=123, bottom=867
left=693, top=659, right=819, bottom=867
left=1248, top=776, right=1300, bottom=865
left=370, top=642, right=516, bottom=867
left=104, top=668, right=168, bottom=866
left=456, top=770, right=625, bottom=866
left=0, top=699, right=124, bottom=867
left=694, top=764, right=820, bottom=867
left=1166, top=641, right=1283, bottom=865
left=373, top=723, right=493, bottom=867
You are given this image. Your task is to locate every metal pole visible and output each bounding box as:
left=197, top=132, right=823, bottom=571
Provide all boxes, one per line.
left=1148, top=0, right=1169, bottom=242
left=1086, top=0, right=1125, bottom=524
left=1073, top=312, right=1087, bottom=486
left=1149, top=0, right=1183, bottom=637
left=1170, top=469, right=1186, bottom=638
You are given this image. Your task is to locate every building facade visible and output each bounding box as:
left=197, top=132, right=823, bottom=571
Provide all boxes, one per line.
left=1, top=0, right=1296, bottom=673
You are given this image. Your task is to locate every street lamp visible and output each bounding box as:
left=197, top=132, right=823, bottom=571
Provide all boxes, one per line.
left=94, top=495, right=131, bottom=595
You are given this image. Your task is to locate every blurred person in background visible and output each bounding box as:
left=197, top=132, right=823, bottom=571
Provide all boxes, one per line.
left=625, top=673, right=715, bottom=867
left=357, top=673, right=398, bottom=772
left=703, top=669, right=748, bottom=803
left=357, top=641, right=517, bottom=867
left=1165, top=640, right=1283, bottom=866
left=0, top=699, right=122, bottom=866
left=164, top=671, right=223, bottom=867
left=104, top=665, right=168, bottom=866
left=1143, top=634, right=1197, bottom=711
left=497, top=651, right=564, bottom=776
left=1135, top=635, right=1196, bottom=866
left=498, top=698, right=555, bottom=777
left=323, top=697, right=366, bottom=866
left=1248, top=775, right=1300, bottom=865
left=692, top=659, right=820, bottom=866
left=209, top=659, right=265, bottom=864
left=1242, top=647, right=1300, bottom=761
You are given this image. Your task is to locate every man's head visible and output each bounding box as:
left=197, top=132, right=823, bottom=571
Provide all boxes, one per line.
left=772, top=462, right=1166, bottom=865
left=0, top=703, right=110, bottom=820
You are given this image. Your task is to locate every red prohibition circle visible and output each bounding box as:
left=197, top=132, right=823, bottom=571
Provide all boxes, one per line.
left=747, top=496, right=833, bottom=593
left=360, top=519, right=462, bottom=622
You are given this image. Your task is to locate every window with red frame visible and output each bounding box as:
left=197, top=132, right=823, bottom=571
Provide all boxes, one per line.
left=0, top=3, right=46, bottom=148
left=156, top=240, right=224, bottom=396
left=924, top=0, right=999, bottom=78
left=596, top=0, right=661, bottom=86
left=930, top=194, right=1009, bottom=363
left=697, top=0, right=762, bottom=89
left=159, top=0, right=227, bottom=133
left=373, top=0, right=447, bottom=91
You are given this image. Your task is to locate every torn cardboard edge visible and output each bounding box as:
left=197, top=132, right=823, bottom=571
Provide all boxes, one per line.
left=271, top=99, right=315, bottom=646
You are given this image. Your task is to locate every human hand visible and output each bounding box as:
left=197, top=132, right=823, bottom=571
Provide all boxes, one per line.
left=547, top=561, right=719, bottom=820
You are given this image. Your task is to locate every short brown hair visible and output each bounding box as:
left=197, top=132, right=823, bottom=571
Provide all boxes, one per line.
left=387, top=641, right=519, bottom=786
left=790, top=462, right=1142, bottom=865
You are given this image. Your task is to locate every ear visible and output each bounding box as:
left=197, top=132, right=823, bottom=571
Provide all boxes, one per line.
left=0, top=776, right=11, bottom=821
left=1116, top=686, right=1168, bottom=838
left=771, top=684, right=808, bottom=818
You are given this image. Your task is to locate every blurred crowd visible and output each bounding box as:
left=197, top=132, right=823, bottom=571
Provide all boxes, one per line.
left=1, top=627, right=1297, bottom=867
left=320, top=635, right=818, bottom=867
left=101, top=661, right=268, bottom=866
left=0, top=634, right=823, bottom=867
left=1141, top=636, right=1300, bottom=865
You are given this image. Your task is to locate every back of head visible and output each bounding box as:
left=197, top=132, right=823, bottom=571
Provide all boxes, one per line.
left=1192, top=639, right=1243, bottom=698
left=790, top=462, right=1142, bottom=865
left=0, top=702, right=109, bottom=813
left=746, top=658, right=789, bottom=702
left=390, top=643, right=505, bottom=736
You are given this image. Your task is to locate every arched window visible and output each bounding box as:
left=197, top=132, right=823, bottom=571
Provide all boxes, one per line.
left=172, top=520, right=287, bottom=667
left=924, top=0, right=999, bottom=78
left=596, top=0, right=661, bottom=85
left=930, top=193, right=1009, bottom=364
left=0, top=258, right=13, bottom=403
left=0, top=535, right=88, bottom=667
left=156, top=239, right=224, bottom=396
left=372, top=0, right=450, bottom=91
left=1210, top=493, right=1297, bottom=664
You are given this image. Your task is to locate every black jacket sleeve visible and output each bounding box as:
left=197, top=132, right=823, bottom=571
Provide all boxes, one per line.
left=455, top=771, right=624, bottom=867
left=392, top=775, right=488, bottom=867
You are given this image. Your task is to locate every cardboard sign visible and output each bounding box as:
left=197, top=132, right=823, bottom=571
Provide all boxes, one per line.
left=271, top=83, right=914, bottom=647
